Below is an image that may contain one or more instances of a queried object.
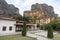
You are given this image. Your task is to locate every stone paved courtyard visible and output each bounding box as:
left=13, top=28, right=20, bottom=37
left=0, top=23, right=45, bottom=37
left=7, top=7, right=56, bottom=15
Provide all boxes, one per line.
left=27, top=30, right=57, bottom=40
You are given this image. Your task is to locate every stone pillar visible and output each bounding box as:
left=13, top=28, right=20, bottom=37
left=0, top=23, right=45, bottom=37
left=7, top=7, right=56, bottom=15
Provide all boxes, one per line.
left=34, top=24, right=37, bottom=30
left=31, top=26, right=34, bottom=31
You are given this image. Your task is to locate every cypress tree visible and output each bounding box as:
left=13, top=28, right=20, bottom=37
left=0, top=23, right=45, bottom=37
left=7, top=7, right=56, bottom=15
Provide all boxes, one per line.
left=22, top=22, right=27, bottom=36
left=47, top=25, right=54, bottom=38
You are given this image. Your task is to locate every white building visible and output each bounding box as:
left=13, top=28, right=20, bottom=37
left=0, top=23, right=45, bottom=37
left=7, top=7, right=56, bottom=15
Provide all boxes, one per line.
left=0, top=17, right=37, bottom=36
left=0, top=17, right=16, bottom=35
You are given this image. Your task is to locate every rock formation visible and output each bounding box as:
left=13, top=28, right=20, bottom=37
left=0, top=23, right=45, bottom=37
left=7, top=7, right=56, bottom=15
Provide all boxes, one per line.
left=23, top=3, right=58, bottom=23
left=0, top=0, right=20, bottom=17
left=31, top=3, right=58, bottom=17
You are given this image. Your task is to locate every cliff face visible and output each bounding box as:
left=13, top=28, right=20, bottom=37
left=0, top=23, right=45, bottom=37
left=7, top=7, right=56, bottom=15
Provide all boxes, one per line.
left=0, top=0, right=19, bottom=17
left=23, top=3, right=58, bottom=23
left=31, top=3, right=58, bottom=17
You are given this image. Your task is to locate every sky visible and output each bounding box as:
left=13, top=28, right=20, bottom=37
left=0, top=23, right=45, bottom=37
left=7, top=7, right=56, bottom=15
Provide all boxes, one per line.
left=5, top=0, right=60, bottom=16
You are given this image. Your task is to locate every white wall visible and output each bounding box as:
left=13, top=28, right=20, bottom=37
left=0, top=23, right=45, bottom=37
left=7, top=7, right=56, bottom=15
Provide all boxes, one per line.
left=0, top=20, right=16, bottom=34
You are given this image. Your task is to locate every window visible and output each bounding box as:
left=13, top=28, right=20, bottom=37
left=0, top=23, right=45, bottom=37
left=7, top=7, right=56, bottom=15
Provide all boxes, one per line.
left=9, top=26, right=12, bottom=31
left=2, top=26, right=6, bottom=31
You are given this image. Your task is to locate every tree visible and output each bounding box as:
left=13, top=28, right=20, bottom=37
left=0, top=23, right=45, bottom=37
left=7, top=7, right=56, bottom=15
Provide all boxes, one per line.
left=22, top=21, right=27, bottom=36
left=38, top=17, right=41, bottom=23
left=51, top=23, right=57, bottom=30
left=40, top=25, right=44, bottom=30
left=13, top=14, right=22, bottom=20
left=37, top=24, right=40, bottom=29
left=56, top=23, right=60, bottom=31
left=22, top=16, right=30, bottom=23
left=34, top=15, right=37, bottom=24
left=22, top=16, right=29, bottom=36
left=47, top=25, right=54, bottom=38
left=50, top=20, right=60, bottom=30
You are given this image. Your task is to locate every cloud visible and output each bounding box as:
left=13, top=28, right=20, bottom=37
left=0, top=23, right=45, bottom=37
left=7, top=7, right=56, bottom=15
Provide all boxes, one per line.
left=5, top=0, right=60, bottom=16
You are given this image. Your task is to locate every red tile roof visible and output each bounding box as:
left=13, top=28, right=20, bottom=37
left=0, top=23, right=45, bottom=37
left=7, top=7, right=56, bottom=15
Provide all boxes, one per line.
left=16, top=21, right=24, bottom=23
left=15, top=23, right=34, bottom=26
left=0, top=17, right=16, bottom=21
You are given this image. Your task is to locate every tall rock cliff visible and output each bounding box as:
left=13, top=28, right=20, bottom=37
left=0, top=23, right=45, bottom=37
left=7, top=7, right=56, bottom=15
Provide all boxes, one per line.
left=23, top=3, right=58, bottom=23
left=0, top=0, right=20, bottom=17
left=31, top=3, right=58, bottom=17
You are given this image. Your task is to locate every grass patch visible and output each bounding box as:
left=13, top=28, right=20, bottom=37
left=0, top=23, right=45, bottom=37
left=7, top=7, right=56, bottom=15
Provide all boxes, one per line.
left=0, top=34, right=36, bottom=40
left=54, top=33, right=60, bottom=40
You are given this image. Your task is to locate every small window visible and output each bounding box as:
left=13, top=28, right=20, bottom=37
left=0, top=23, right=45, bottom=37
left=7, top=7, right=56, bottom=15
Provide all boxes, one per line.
left=9, top=26, right=12, bottom=31
left=2, top=26, right=6, bottom=31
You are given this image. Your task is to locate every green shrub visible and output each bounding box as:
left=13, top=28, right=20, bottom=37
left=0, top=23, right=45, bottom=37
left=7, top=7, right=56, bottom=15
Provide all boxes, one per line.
left=44, top=25, right=48, bottom=30
left=22, top=22, right=27, bottom=36
left=56, top=23, right=60, bottom=31
left=40, top=25, right=44, bottom=30
left=47, top=25, right=54, bottom=38
left=37, top=24, right=40, bottom=28
left=51, top=23, right=60, bottom=31
left=51, top=23, right=57, bottom=30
